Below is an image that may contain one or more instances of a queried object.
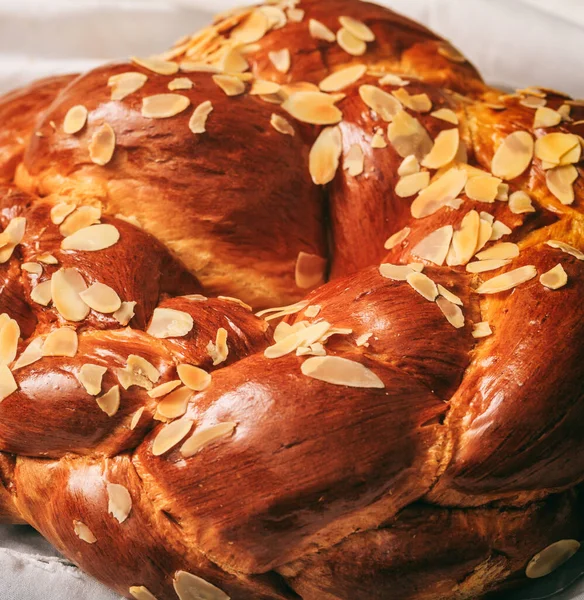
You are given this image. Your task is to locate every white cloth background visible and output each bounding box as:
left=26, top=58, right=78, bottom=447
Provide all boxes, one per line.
left=0, top=1, right=584, bottom=598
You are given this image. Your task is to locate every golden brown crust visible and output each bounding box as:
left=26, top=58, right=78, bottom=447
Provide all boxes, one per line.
left=0, top=1, right=582, bottom=599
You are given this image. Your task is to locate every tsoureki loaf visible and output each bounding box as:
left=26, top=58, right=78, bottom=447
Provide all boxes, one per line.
left=0, top=1, right=583, bottom=599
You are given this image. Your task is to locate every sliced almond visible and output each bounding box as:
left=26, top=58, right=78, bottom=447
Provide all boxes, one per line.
left=0, top=364, right=17, bottom=402
left=142, top=94, right=190, bottom=117
left=96, top=385, right=120, bottom=417
left=411, top=225, right=453, bottom=266
left=540, top=263, right=568, bottom=289
left=337, top=27, right=366, bottom=56
left=421, top=128, right=459, bottom=169
left=395, top=171, right=430, bottom=197
left=436, top=296, right=464, bottom=328
left=546, top=240, right=584, bottom=260
left=177, top=364, right=212, bottom=391
left=301, top=355, right=383, bottom=388
left=398, top=155, right=420, bottom=177
left=268, top=49, right=291, bottom=74
left=231, top=10, right=269, bottom=44
left=339, top=15, right=374, bottom=41
left=406, top=271, right=438, bottom=301
left=152, top=419, right=192, bottom=456
left=466, top=259, right=511, bottom=273
left=116, top=355, right=160, bottom=390
left=147, top=307, right=193, bottom=338
left=51, top=268, right=89, bottom=321
left=63, top=105, right=88, bottom=135
left=256, top=300, right=308, bottom=321
left=472, top=322, right=492, bottom=338
left=437, top=284, right=463, bottom=306
left=449, top=210, right=481, bottom=266
left=129, top=586, right=157, bottom=600
left=491, top=131, right=534, bottom=180
left=21, top=262, right=42, bottom=275
left=430, top=108, right=458, bottom=124
left=378, top=73, right=410, bottom=86
left=59, top=205, right=101, bottom=237
left=295, top=251, right=326, bottom=288
left=476, top=242, right=519, bottom=260
left=89, top=123, right=116, bottom=166
left=490, top=220, right=512, bottom=241
left=343, top=144, right=365, bottom=177
left=371, top=129, right=387, bottom=148
left=475, top=265, right=537, bottom=294
left=259, top=5, right=287, bottom=30
left=319, top=64, right=367, bottom=93
left=189, top=100, right=213, bottom=134
left=379, top=262, right=423, bottom=281
left=359, top=85, right=402, bottom=122
left=173, top=571, right=229, bottom=600
left=270, top=113, right=295, bottom=136
left=130, top=407, right=145, bottom=431
left=304, top=305, right=321, bottom=319
left=287, top=8, right=304, bottom=23
left=265, top=320, right=330, bottom=359
left=168, top=77, right=193, bottom=91
left=309, top=19, right=336, bottom=42
left=387, top=110, right=433, bottom=160
left=283, top=92, right=342, bottom=125
left=108, top=72, right=148, bottom=101
left=107, top=483, right=132, bottom=524
left=392, top=88, right=432, bottom=113
left=132, top=56, right=178, bottom=75
left=13, top=337, right=44, bottom=370
left=534, top=133, right=580, bottom=166
left=526, top=540, right=580, bottom=579
left=157, top=386, right=192, bottom=420
left=533, top=106, right=562, bottom=129
left=61, top=223, right=119, bottom=252
left=509, top=190, right=535, bottom=214
left=180, top=422, right=237, bottom=458
left=464, top=174, right=502, bottom=203
left=50, top=202, right=76, bottom=225
left=546, top=164, right=578, bottom=205
left=79, top=282, right=121, bottom=314
left=411, top=168, right=468, bottom=219
left=73, top=521, right=96, bottom=544
left=42, top=327, right=78, bottom=357
left=76, top=364, right=107, bottom=395
left=207, top=327, right=228, bottom=365
left=384, top=226, right=410, bottom=250
left=309, top=125, right=342, bottom=184
left=113, top=301, right=136, bottom=326
left=148, top=380, right=181, bottom=398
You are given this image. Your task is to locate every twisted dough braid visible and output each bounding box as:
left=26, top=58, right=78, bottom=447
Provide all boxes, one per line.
left=0, top=0, right=583, bottom=599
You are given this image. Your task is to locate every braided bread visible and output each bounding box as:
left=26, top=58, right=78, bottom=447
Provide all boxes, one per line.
left=0, top=1, right=583, bottom=599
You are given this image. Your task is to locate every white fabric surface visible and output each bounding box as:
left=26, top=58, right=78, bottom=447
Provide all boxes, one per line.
left=1, top=1, right=584, bottom=599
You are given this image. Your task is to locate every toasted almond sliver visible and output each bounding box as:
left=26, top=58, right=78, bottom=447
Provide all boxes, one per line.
left=21, top=262, right=42, bottom=275
left=371, top=129, right=387, bottom=148
left=59, top=205, right=101, bottom=237
left=384, top=226, right=410, bottom=250
left=436, top=296, right=464, bottom=328
left=464, top=174, right=502, bottom=203
left=295, top=251, right=326, bottom=289
left=343, top=144, right=365, bottom=177
left=476, top=242, right=519, bottom=261
left=437, top=284, right=463, bottom=306
left=526, top=540, right=581, bottom=579
left=411, top=225, right=453, bottom=266
left=406, top=271, right=438, bottom=301
left=89, top=123, right=116, bottom=166
left=421, top=128, right=459, bottom=169
left=448, top=210, right=480, bottom=266
left=207, top=327, right=229, bottom=366
left=534, top=133, right=580, bottom=166
left=113, top=301, right=136, bottom=326
left=42, top=327, right=78, bottom=357
left=339, top=15, right=375, bottom=41
left=265, top=320, right=330, bottom=359
left=108, top=72, right=148, bottom=101
left=269, top=49, right=291, bottom=74
left=180, top=422, right=237, bottom=458
left=392, top=88, right=432, bottom=113
left=301, top=356, right=384, bottom=388
left=508, top=190, right=536, bottom=214
left=337, top=27, right=366, bottom=56
left=270, top=113, right=295, bottom=136
left=50, top=202, right=76, bottom=225
left=231, top=9, right=269, bottom=44
left=0, top=364, right=17, bottom=402
left=287, top=8, right=304, bottom=23
left=61, top=224, right=120, bottom=252
left=546, top=165, right=578, bottom=205
left=260, top=5, right=287, bottom=30
left=157, top=385, right=192, bottom=419
left=395, top=171, right=430, bottom=197
left=359, top=84, right=402, bottom=122
left=152, top=419, right=192, bottom=456
left=540, top=263, right=568, bottom=290
left=387, top=110, right=434, bottom=160
left=148, top=380, right=181, bottom=399
left=13, top=337, right=44, bottom=370
left=256, top=300, right=308, bottom=321
left=188, top=100, right=213, bottom=135
left=96, top=385, right=120, bottom=417
left=77, top=364, right=107, bottom=395
left=173, top=571, right=229, bottom=600
left=132, top=56, right=178, bottom=75
left=147, top=307, right=193, bottom=338
left=73, top=521, right=96, bottom=544
left=79, top=282, right=122, bottom=314
left=397, top=155, right=420, bottom=177
left=51, top=268, right=89, bottom=321
left=107, top=483, right=132, bottom=524
left=309, top=125, right=342, bottom=184
left=142, top=94, right=190, bottom=118
left=490, top=220, right=512, bottom=241
left=130, top=407, right=145, bottom=431
left=411, top=168, right=468, bottom=219
left=533, top=106, right=562, bottom=129
left=466, top=259, right=511, bottom=273
left=546, top=240, right=584, bottom=261
left=378, top=73, right=409, bottom=86
left=319, top=64, right=367, bottom=93
left=63, top=105, right=88, bottom=135
left=283, top=92, right=342, bottom=125
left=168, top=77, right=193, bottom=91
left=309, top=19, right=336, bottom=42
left=30, top=280, right=52, bottom=306
left=491, top=131, right=534, bottom=181
left=379, top=262, right=423, bottom=281
left=430, top=108, right=458, bottom=124
left=472, top=321, right=492, bottom=338
left=177, top=364, right=212, bottom=391
left=219, top=48, right=248, bottom=74
left=116, top=355, right=159, bottom=391
left=475, top=265, right=537, bottom=294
